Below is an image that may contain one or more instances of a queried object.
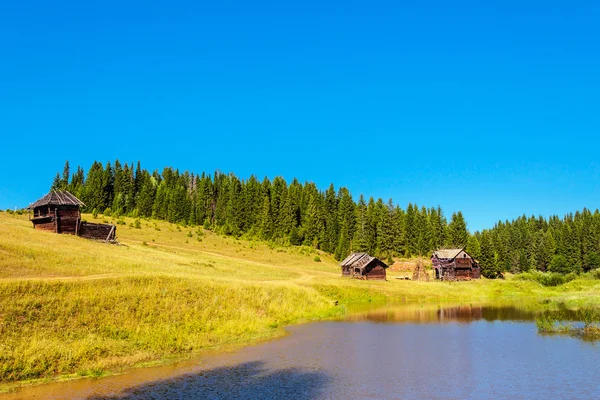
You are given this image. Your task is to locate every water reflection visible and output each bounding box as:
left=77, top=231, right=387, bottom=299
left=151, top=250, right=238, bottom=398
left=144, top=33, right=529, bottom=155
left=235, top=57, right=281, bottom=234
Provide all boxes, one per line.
left=3, top=305, right=598, bottom=400
left=345, top=304, right=542, bottom=324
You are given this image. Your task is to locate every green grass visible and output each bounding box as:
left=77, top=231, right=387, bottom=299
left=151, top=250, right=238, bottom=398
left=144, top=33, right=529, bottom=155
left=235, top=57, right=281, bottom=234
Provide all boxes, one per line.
left=535, top=308, right=600, bottom=340
left=1, top=211, right=600, bottom=389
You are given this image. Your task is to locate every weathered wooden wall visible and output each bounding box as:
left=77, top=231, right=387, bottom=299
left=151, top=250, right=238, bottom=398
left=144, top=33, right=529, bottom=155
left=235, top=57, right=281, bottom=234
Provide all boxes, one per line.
left=455, top=257, right=472, bottom=267
left=79, top=222, right=116, bottom=241
left=341, top=267, right=351, bottom=277
left=33, top=218, right=56, bottom=232
left=57, top=208, right=80, bottom=235
left=365, top=264, right=386, bottom=280
left=455, top=268, right=473, bottom=280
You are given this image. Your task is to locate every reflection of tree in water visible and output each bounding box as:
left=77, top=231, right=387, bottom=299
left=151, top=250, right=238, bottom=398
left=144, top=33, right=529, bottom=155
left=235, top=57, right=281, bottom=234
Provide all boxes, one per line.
left=89, top=361, right=330, bottom=400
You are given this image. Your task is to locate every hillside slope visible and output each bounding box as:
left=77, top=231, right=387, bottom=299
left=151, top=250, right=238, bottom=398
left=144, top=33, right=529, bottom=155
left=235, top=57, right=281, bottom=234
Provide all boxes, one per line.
left=1, top=211, right=599, bottom=388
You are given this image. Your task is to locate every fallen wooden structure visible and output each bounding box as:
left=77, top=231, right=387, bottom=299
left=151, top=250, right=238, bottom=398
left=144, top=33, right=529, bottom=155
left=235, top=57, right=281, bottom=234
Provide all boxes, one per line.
left=27, top=190, right=117, bottom=243
left=340, top=252, right=389, bottom=280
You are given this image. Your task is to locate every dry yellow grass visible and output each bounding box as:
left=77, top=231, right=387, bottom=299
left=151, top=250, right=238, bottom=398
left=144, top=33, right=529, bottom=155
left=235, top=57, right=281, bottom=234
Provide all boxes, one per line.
left=1, top=211, right=599, bottom=389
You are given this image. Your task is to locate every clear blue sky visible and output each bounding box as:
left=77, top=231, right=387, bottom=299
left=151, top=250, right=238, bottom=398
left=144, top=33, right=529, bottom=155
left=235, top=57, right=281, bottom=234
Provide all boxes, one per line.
left=1, top=1, right=599, bottom=232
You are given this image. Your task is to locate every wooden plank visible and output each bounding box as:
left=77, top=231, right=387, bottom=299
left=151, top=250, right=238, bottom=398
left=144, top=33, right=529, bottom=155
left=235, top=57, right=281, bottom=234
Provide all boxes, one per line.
left=105, top=225, right=116, bottom=242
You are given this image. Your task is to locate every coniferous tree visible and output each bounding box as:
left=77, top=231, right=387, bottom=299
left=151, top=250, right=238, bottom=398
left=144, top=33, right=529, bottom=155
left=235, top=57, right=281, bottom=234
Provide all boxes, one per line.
left=393, top=206, right=406, bottom=256
left=412, top=206, right=430, bottom=256
left=479, top=231, right=498, bottom=278
left=51, top=173, right=61, bottom=191
left=137, top=172, right=156, bottom=217
left=259, top=194, right=273, bottom=240
left=404, top=203, right=416, bottom=257
left=334, top=188, right=355, bottom=260
left=53, top=158, right=600, bottom=274
left=323, top=184, right=339, bottom=253
left=303, top=191, right=323, bottom=247
left=466, top=235, right=481, bottom=261
left=61, top=161, right=70, bottom=190
left=354, top=195, right=369, bottom=253
left=378, top=200, right=395, bottom=260
left=84, top=161, right=108, bottom=212
left=365, top=198, right=379, bottom=255
left=447, top=211, right=468, bottom=248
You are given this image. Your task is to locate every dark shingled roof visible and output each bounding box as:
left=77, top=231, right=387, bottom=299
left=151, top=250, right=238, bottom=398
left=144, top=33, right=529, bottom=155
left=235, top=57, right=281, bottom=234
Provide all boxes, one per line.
left=27, top=190, right=85, bottom=209
left=340, top=252, right=388, bottom=270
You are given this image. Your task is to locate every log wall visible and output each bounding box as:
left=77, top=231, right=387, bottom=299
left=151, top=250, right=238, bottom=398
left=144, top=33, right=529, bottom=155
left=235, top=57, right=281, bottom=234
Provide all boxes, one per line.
left=365, top=264, right=387, bottom=280
left=57, top=208, right=80, bottom=235
left=33, top=219, right=56, bottom=232
left=79, top=222, right=116, bottom=241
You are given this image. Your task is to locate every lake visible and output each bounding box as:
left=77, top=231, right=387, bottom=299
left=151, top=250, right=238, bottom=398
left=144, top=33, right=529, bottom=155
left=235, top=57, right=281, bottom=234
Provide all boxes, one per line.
left=4, top=305, right=599, bottom=399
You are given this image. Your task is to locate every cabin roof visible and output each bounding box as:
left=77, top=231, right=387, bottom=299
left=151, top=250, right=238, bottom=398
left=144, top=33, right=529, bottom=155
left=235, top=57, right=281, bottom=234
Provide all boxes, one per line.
left=27, top=190, right=85, bottom=209
left=340, top=252, right=389, bottom=270
left=340, top=252, right=368, bottom=267
left=432, top=249, right=464, bottom=260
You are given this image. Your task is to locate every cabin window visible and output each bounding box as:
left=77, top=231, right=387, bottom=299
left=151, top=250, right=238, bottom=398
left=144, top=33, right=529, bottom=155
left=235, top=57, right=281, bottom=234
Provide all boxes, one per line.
left=463, top=254, right=467, bottom=258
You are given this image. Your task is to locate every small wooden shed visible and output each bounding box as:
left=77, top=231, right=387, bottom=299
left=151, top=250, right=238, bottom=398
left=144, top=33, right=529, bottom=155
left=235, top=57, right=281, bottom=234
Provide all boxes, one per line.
left=431, top=248, right=480, bottom=281
left=27, top=190, right=84, bottom=234
left=340, top=252, right=389, bottom=280
left=27, top=190, right=117, bottom=242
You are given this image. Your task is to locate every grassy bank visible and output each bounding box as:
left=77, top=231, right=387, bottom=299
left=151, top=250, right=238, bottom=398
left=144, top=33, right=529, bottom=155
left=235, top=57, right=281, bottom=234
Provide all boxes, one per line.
left=1, top=211, right=600, bottom=389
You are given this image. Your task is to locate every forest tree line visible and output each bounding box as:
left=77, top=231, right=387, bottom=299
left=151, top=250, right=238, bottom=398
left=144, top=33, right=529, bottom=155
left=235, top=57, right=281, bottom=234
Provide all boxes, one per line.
left=50, top=160, right=600, bottom=277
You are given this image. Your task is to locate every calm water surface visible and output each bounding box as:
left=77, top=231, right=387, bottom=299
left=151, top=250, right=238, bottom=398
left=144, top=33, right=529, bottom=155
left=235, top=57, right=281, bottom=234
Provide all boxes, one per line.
left=4, top=305, right=600, bottom=399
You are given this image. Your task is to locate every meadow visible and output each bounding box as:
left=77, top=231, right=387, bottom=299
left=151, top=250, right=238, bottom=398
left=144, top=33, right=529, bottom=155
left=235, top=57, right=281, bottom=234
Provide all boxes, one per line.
left=1, top=211, right=600, bottom=390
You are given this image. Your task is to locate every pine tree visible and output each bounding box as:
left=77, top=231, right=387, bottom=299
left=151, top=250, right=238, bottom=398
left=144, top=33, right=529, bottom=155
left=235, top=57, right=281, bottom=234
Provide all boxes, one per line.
left=479, top=231, right=498, bottom=278
left=323, top=184, right=339, bottom=254
left=334, top=188, right=355, bottom=260
left=51, top=173, right=61, bottom=191
left=303, top=191, right=323, bottom=248
left=404, top=203, right=416, bottom=257
left=137, top=172, right=156, bottom=217
left=259, top=195, right=273, bottom=240
left=61, top=161, right=70, bottom=190
left=365, top=197, right=379, bottom=255
left=447, top=211, right=468, bottom=248
left=466, top=235, right=481, bottom=261
left=84, top=161, right=108, bottom=212
left=378, top=200, right=395, bottom=259
left=354, top=195, right=369, bottom=252
left=393, top=206, right=406, bottom=256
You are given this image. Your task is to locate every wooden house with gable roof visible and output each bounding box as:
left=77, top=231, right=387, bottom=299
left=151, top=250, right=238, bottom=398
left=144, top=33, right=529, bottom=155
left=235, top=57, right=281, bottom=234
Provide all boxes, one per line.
left=27, top=190, right=85, bottom=234
left=431, top=248, right=480, bottom=281
left=27, top=190, right=117, bottom=242
left=340, top=252, right=389, bottom=280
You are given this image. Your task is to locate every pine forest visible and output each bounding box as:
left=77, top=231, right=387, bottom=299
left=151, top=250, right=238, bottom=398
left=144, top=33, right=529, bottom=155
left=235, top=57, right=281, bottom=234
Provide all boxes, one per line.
left=50, top=160, right=600, bottom=278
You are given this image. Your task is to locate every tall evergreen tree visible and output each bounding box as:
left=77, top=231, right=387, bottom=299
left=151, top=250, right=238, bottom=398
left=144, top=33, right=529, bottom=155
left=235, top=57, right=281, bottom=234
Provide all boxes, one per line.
left=61, top=161, right=70, bottom=190
left=378, top=200, right=395, bottom=260
left=447, top=211, right=468, bottom=248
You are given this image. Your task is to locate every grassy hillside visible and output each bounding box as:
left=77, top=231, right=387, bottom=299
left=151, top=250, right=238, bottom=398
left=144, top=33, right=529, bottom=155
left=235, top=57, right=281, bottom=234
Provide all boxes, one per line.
left=1, top=211, right=599, bottom=388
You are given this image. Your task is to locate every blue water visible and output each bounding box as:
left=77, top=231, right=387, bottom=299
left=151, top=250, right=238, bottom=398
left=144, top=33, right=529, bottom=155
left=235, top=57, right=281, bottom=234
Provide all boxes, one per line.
left=4, top=305, right=599, bottom=399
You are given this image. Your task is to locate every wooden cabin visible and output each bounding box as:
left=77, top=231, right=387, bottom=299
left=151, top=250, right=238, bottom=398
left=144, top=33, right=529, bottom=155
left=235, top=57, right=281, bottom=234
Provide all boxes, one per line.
left=27, top=190, right=84, bottom=234
left=431, top=248, right=480, bottom=281
left=27, top=190, right=117, bottom=242
left=340, top=252, right=389, bottom=280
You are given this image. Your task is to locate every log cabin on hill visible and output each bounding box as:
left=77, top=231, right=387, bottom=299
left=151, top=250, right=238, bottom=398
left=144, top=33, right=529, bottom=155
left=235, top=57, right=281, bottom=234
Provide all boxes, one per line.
left=27, top=190, right=117, bottom=242
left=340, top=252, right=389, bottom=280
left=431, top=248, right=480, bottom=281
